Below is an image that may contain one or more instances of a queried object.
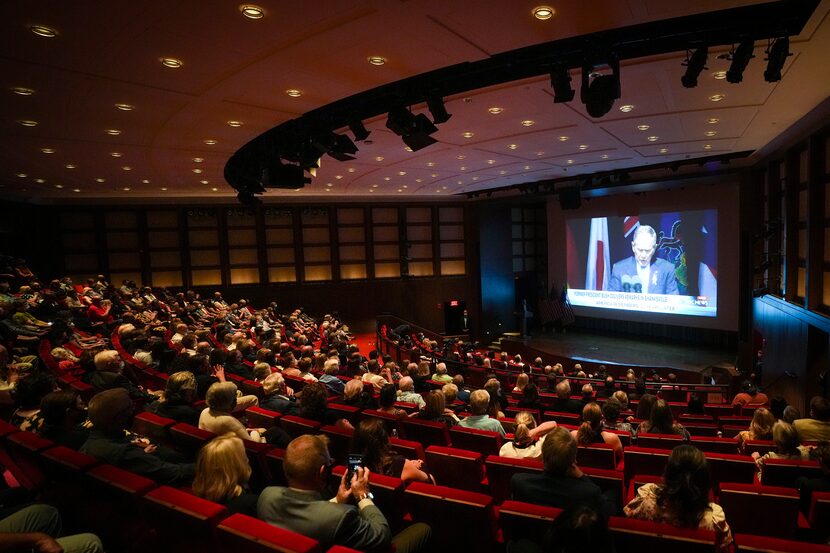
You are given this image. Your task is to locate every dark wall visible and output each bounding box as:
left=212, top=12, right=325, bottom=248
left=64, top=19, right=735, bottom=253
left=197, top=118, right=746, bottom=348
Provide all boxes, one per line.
left=478, top=202, right=515, bottom=340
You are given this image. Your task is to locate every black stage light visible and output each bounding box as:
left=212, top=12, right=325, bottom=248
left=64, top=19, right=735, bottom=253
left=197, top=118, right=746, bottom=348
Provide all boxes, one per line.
left=550, top=65, right=575, bottom=103
left=386, top=106, right=439, bottom=152
left=426, top=96, right=452, bottom=124
left=580, top=58, right=621, bottom=118
left=260, top=160, right=311, bottom=189
left=314, top=132, right=358, bottom=162
left=764, top=37, right=790, bottom=82
left=237, top=191, right=262, bottom=206
left=681, top=46, right=708, bottom=88
left=726, top=39, right=755, bottom=84
left=349, top=119, right=371, bottom=141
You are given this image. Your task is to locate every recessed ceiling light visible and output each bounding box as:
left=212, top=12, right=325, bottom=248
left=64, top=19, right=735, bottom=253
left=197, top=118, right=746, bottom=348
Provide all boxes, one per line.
left=160, top=57, right=183, bottom=68
left=415, top=178, right=422, bottom=183
left=457, top=155, right=466, bottom=160
left=40, top=148, right=55, bottom=154
left=704, top=144, right=713, bottom=150
left=73, top=188, right=80, bottom=193
left=636, top=124, right=650, bottom=131
left=713, top=71, right=727, bottom=80
left=200, top=179, right=209, bottom=184
left=122, top=166, right=132, bottom=171
left=397, top=189, right=403, bottom=192
left=29, top=24, right=58, bottom=38
left=508, top=144, right=518, bottom=150
left=532, top=6, right=555, bottom=20
left=54, top=184, right=64, bottom=189
left=709, top=94, right=725, bottom=102
left=369, top=189, right=375, bottom=193
left=647, top=136, right=659, bottom=142
left=192, top=168, right=202, bottom=174
left=114, top=103, right=134, bottom=111
left=105, top=129, right=121, bottom=136
left=384, top=177, right=391, bottom=181
left=18, top=119, right=39, bottom=127
left=372, top=184, right=379, bottom=188
left=336, top=174, right=344, bottom=179
left=65, top=163, right=76, bottom=169
left=240, top=4, right=265, bottom=19
left=619, top=104, right=634, bottom=113
left=227, top=120, right=243, bottom=127
left=204, top=139, right=217, bottom=145
left=601, top=154, right=609, bottom=159
left=426, top=162, right=435, bottom=167
left=142, top=179, right=150, bottom=184
left=326, top=183, right=334, bottom=187
left=705, top=130, right=717, bottom=137
left=462, top=132, right=474, bottom=138
left=35, top=178, right=45, bottom=183
left=367, top=56, right=386, bottom=66
left=488, top=107, right=504, bottom=114
left=15, top=173, right=27, bottom=178
left=578, top=144, right=588, bottom=150
left=285, top=89, right=302, bottom=97
left=499, top=170, right=507, bottom=175
left=659, top=148, right=668, bottom=154
left=558, top=136, right=568, bottom=142
left=95, top=178, right=105, bottom=183
left=402, top=185, right=408, bottom=189
left=460, top=166, right=467, bottom=171
left=566, top=159, right=574, bottom=164
left=193, top=157, right=204, bottom=163
left=375, top=156, right=384, bottom=162
left=524, top=165, right=531, bottom=170
left=442, top=186, right=447, bottom=190
left=211, top=188, right=219, bottom=192
left=122, top=187, right=131, bottom=191
left=347, top=168, right=355, bottom=173
left=11, top=87, right=35, bottom=96
left=707, top=118, right=720, bottom=124
left=521, top=120, right=535, bottom=127
left=325, top=188, right=331, bottom=192
left=160, top=187, right=167, bottom=191
left=111, top=152, right=122, bottom=157
left=457, top=180, right=463, bottom=184
left=397, top=171, right=406, bottom=176
left=472, top=177, right=478, bottom=181
left=487, top=159, right=496, bottom=165
left=404, top=147, right=412, bottom=152
left=431, top=173, right=438, bottom=178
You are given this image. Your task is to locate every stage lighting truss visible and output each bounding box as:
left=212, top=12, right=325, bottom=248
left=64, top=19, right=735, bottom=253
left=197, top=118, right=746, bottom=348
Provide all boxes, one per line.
left=724, top=39, right=755, bottom=84
left=385, top=106, right=440, bottom=151
left=680, top=46, right=708, bottom=88
left=764, top=37, right=791, bottom=82
left=550, top=65, right=575, bottom=103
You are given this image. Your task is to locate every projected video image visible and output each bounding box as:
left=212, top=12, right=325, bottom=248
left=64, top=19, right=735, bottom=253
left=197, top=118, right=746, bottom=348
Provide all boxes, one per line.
left=565, top=210, right=717, bottom=317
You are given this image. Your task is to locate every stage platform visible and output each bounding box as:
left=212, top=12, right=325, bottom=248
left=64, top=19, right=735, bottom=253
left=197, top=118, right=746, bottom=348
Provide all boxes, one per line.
left=507, top=330, right=736, bottom=375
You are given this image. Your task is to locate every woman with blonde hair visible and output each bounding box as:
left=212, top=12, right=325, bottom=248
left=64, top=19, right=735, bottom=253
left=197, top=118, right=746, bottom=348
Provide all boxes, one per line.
left=146, top=370, right=200, bottom=426
left=572, top=402, right=623, bottom=460
left=512, top=372, right=529, bottom=394
left=736, top=407, right=775, bottom=454
left=498, top=411, right=558, bottom=460
left=752, top=421, right=809, bottom=482
left=192, top=434, right=257, bottom=514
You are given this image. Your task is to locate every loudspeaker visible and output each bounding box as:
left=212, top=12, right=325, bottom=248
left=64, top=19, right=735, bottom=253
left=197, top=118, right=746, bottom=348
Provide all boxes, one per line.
left=559, top=187, right=581, bottom=210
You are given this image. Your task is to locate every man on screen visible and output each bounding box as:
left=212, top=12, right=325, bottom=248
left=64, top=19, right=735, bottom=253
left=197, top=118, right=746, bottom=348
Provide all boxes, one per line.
left=608, top=225, right=679, bottom=295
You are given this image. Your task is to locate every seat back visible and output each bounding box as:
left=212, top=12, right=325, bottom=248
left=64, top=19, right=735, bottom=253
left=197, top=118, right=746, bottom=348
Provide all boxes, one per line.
left=3, top=431, right=54, bottom=489
left=626, top=474, right=663, bottom=503
left=279, top=415, right=322, bottom=439
left=400, top=418, right=451, bottom=447
left=690, top=436, right=740, bottom=455
left=425, top=445, right=485, bottom=492
left=389, top=436, right=425, bottom=461
left=498, top=500, right=561, bottom=542
left=809, top=491, right=830, bottom=543
left=623, top=447, right=671, bottom=484
left=734, top=533, right=830, bottom=553
left=358, top=409, right=401, bottom=435
left=743, top=440, right=776, bottom=456
left=719, top=483, right=800, bottom=539
left=245, top=406, right=282, bottom=429
left=169, top=423, right=217, bottom=458
left=636, top=433, right=685, bottom=450
left=405, top=482, right=497, bottom=552
left=542, top=411, right=581, bottom=425
left=484, top=455, right=544, bottom=504
left=319, top=425, right=353, bottom=465
left=142, top=486, right=228, bottom=553
left=762, top=458, right=823, bottom=488
left=720, top=424, right=747, bottom=439
left=132, top=411, right=177, bottom=446
left=264, top=448, right=287, bottom=487
left=240, top=379, right=264, bottom=399
left=326, top=403, right=361, bottom=426
left=704, top=404, right=734, bottom=420
left=684, top=422, right=719, bottom=437
left=576, top=443, right=618, bottom=470
left=608, top=516, right=716, bottom=553
left=449, top=426, right=503, bottom=457
left=331, top=466, right=407, bottom=532
left=582, top=466, right=625, bottom=509
left=217, top=513, right=321, bottom=553
left=705, top=452, right=757, bottom=489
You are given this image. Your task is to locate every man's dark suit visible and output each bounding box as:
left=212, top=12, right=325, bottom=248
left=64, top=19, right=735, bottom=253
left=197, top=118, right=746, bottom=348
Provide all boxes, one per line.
left=511, top=472, right=615, bottom=516
left=258, top=486, right=390, bottom=552
left=549, top=397, right=584, bottom=415
left=260, top=394, right=297, bottom=415
left=608, top=257, right=679, bottom=295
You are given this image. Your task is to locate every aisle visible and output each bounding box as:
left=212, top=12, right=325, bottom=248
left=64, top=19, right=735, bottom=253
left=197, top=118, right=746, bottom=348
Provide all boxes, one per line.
left=351, top=332, right=377, bottom=354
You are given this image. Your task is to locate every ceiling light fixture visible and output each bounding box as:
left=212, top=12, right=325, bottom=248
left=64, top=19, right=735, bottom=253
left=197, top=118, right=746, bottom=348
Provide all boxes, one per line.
left=65, top=164, right=76, bottom=169
left=705, top=130, right=717, bottom=137
left=636, top=124, right=650, bottom=131
left=95, top=178, right=105, bottom=183
left=726, top=39, right=755, bottom=83
left=619, top=104, right=634, bottom=112
left=114, top=103, right=134, bottom=111
left=105, top=129, right=121, bottom=135
left=193, top=157, right=204, bottom=163
left=581, top=57, right=621, bottom=118
left=764, top=36, right=791, bottom=82
left=647, top=136, right=659, bottom=142
left=227, top=120, right=243, bottom=127
left=601, top=154, right=609, bottom=159
left=160, top=57, right=183, bottom=68
left=367, top=56, right=386, bottom=66
left=193, top=168, right=202, bottom=174
left=521, top=120, right=535, bottom=127
left=73, top=188, right=80, bottom=192
left=40, top=148, right=55, bottom=154
left=17, top=120, right=38, bottom=127
left=375, top=156, right=384, bottom=161
left=578, top=144, right=588, bottom=150
left=558, top=136, right=569, bottom=142
left=239, top=5, right=265, bottom=19
left=704, top=144, right=713, bottom=150
left=54, top=184, right=63, bottom=189
left=707, top=117, right=720, bottom=124
left=681, top=46, right=709, bottom=88
left=550, top=65, right=575, bottom=103
left=285, top=89, right=302, bottom=97
left=204, top=139, right=217, bottom=145
left=11, top=87, right=35, bottom=96
left=532, top=6, right=555, bottom=20
left=15, top=173, right=27, bottom=178
left=200, top=180, right=209, bottom=184
left=35, top=178, right=45, bottom=183
left=508, top=144, right=518, bottom=150
left=709, top=94, right=725, bottom=102
left=712, top=71, right=727, bottom=80
left=488, top=107, right=503, bottom=114
left=122, top=166, right=132, bottom=171
left=462, top=131, right=474, bottom=138
left=122, top=187, right=131, bottom=191
left=29, top=24, right=58, bottom=38
left=659, top=148, right=668, bottom=154
left=111, top=152, right=122, bottom=157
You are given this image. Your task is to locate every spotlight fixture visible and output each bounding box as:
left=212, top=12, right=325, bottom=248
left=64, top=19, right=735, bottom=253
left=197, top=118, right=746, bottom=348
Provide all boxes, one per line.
left=580, top=57, right=621, bottom=118
left=681, top=46, right=708, bottom=88
left=349, top=119, right=371, bottom=141
left=726, top=39, right=755, bottom=84
left=260, top=159, right=310, bottom=189
left=312, top=131, right=359, bottom=162
left=764, top=37, right=790, bottom=82
left=426, top=95, right=452, bottom=124
left=385, top=106, right=438, bottom=151
left=550, top=65, right=575, bottom=103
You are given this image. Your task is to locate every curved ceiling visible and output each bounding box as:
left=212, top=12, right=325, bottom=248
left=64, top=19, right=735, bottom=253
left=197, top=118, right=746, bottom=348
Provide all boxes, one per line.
left=2, top=0, right=830, bottom=202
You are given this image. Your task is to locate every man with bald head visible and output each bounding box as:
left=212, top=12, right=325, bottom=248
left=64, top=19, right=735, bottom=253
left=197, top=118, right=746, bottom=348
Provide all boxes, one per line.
left=258, top=435, right=430, bottom=552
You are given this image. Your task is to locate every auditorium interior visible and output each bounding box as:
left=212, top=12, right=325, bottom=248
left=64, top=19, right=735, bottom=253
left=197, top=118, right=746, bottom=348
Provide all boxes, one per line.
left=1, top=1, right=830, bottom=552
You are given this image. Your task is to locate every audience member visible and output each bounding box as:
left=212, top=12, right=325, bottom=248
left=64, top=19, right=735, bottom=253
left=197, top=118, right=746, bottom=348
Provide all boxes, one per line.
left=397, top=376, right=425, bottom=408
left=499, top=411, right=558, bottom=460
left=31, top=389, right=89, bottom=449
left=458, top=389, right=506, bottom=437
left=145, top=370, right=200, bottom=426
left=793, top=396, right=830, bottom=441
left=796, top=444, right=830, bottom=513
left=752, top=421, right=809, bottom=482
left=550, top=380, right=582, bottom=415
left=601, top=397, right=632, bottom=434
left=736, top=407, right=774, bottom=454
left=416, top=390, right=458, bottom=427
left=192, top=434, right=258, bottom=515
left=0, top=503, right=103, bottom=553
left=352, top=419, right=432, bottom=483
left=637, top=399, right=690, bottom=440
left=731, top=380, right=769, bottom=410
left=259, top=372, right=297, bottom=414
left=572, top=402, right=623, bottom=460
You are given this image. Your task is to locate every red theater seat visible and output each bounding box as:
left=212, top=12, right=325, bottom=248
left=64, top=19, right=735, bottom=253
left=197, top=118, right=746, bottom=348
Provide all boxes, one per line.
left=425, top=445, right=485, bottom=492
left=485, top=455, right=544, bottom=504
left=132, top=411, right=177, bottom=446
left=705, top=452, right=757, bottom=489
left=142, top=486, right=229, bottom=553
left=762, top=458, right=823, bottom=488
left=735, top=533, right=830, bottom=552
left=623, top=447, right=671, bottom=484
left=405, top=482, right=497, bottom=552
left=449, top=426, right=503, bottom=457
left=264, top=448, right=287, bottom=487
left=389, top=436, right=426, bottom=461
left=581, top=466, right=625, bottom=506
left=169, top=423, right=217, bottom=457
left=279, top=415, right=322, bottom=439
left=217, top=513, right=321, bottom=553
left=718, top=483, right=804, bottom=539
left=743, top=439, right=776, bottom=456
left=41, top=445, right=100, bottom=473
left=626, top=474, right=663, bottom=503
left=809, top=491, right=830, bottom=543
left=400, top=418, right=451, bottom=447
left=576, top=443, right=619, bottom=470
left=320, top=424, right=353, bottom=465
left=331, top=465, right=407, bottom=531
left=684, top=422, right=720, bottom=437
left=326, top=403, right=361, bottom=426
left=636, top=432, right=685, bottom=450
left=542, top=411, right=581, bottom=425
left=240, top=379, right=264, bottom=399
left=692, top=436, right=742, bottom=455
left=498, top=500, right=561, bottom=542
left=245, top=406, right=282, bottom=429
left=358, top=409, right=402, bottom=435
left=609, top=516, right=716, bottom=553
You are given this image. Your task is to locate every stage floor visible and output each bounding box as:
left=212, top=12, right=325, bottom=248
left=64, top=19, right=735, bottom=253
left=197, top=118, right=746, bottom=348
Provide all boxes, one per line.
left=521, top=330, right=735, bottom=373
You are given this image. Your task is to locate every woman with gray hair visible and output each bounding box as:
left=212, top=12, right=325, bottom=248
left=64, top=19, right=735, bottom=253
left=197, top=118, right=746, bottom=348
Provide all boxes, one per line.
left=199, top=382, right=265, bottom=442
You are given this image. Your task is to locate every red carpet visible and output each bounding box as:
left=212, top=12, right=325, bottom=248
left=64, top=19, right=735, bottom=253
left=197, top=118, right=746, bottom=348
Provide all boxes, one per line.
left=351, top=332, right=377, bottom=355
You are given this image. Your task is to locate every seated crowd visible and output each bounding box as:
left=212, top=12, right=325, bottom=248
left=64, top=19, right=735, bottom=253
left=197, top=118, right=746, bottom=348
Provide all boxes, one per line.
left=0, top=262, right=827, bottom=551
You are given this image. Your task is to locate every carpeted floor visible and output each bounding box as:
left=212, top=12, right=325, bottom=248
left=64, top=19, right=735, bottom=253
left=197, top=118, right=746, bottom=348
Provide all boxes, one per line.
left=351, top=332, right=378, bottom=355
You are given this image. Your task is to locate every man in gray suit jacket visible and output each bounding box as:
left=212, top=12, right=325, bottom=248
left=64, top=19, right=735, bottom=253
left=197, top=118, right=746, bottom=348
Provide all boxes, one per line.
left=258, top=434, right=430, bottom=553
left=608, top=225, right=679, bottom=295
